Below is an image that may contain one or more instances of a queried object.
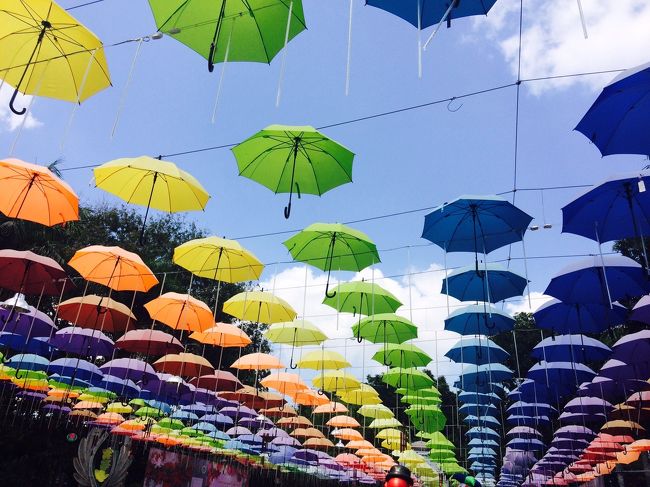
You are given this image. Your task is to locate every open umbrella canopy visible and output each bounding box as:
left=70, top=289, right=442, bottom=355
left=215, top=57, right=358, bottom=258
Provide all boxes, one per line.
left=49, top=327, right=114, bottom=357
left=372, top=343, right=431, bottom=368
left=444, top=304, right=515, bottom=335
left=263, top=320, right=328, bottom=346
left=357, top=404, right=394, bottom=419
left=382, top=367, right=434, bottom=390
left=100, top=358, right=157, bottom=383
left=153, top=353, right=214, bottom=378
left=149, top=0, right=306, bottom=68
left=145, top=292, right=214, bottom=333
left=0, top=305, right=56, bottom=338
left=0, top=0, right=110, bottom=112
left=231, top=353, right=285, bottom=370
left=115, top=329, right=183, bottom=356
left=443, top=264, right=528, bottom=303
left=57, top=295, right=136, bottom=334
left=191, top=371, right=242, bottom=392
left=260, top=372, right=308, bottom=394
left=532, top=334, right=611, bottom=363
left=313, top=371, right=360, bottom=393
left=527, top=361, right=596, bottom=386
left=190, top=323, right=251, bottom=348
left=460, top=363, right=514, bottom=384
left=0, top=249, right=68, bottom=296
left=0, top=158, right=78, bottom=226
left=352, top=313, right=418, bottom=344
left=234, top=127, right=353, bottom=218
left=68, top=245, right=158, bottom=292
left=445, top=336, right=509, bottom=365
left=322, top=280, right=402, bottom=315
left=534, top=298, right=627, bottom=334
left=173, top=236, right=264, bottom=283
left=223, top=291, right=296, bottom=324
left=296, top=350, right=350, bottom=370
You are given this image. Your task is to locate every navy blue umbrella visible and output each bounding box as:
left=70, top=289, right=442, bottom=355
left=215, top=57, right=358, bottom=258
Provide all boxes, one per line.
left=506, top=438, right=545, bottom=451
left=446, top=336, right=509, bottom=365
left=531, top=334, right=611, bottom=363
left=445, top=304, right=515, bottom=335
left=48, top=357, right=103, bottom=383
left=443, top=264, right=528, bottom=303
left=0, top=333, right=52, bottom=355
left=506, top=401, right=556, bottom=417
left=508, top=379, right=554, bottom=403
left=534, top=298, right=627, bottom=334
left=506, top=415, right=551, bottom=428
left=575, top=63, right=650, bottom=157
left=459, top=391, right=501, bottom=405
left=544, top=255, right=648, bottom=305
left=366, top=1, right=498, bottom=30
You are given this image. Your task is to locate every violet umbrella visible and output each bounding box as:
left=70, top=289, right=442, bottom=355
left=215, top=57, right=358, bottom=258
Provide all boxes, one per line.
left=554, top=425, right=595, bottom=440
left=611, top=329, right=650, bottom=361
left=0, top=305, right=56, bottom=338
left=100, top=358, right=157, bottom=383
left=48, top=357, right=103, bottom=384
left=563, top=396, right=613, bottom=415
left=115, top=329, right=183, bottom=356
left=49, top=327, right=114, bottom=357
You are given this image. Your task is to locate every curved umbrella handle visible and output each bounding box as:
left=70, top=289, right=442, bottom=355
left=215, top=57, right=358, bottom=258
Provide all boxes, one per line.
left=284, top=201, right=292, bottom=219
left=289, top=348, right=298, bottom=370
left=208, top=42, right=216, bottom=72
left=317, top=388, right=325, bottom=396
left=325, top=269, right=336, bottom=299
left=356, top=333, right=363, bottom=344
left=9, top=88, right=26, bottom=116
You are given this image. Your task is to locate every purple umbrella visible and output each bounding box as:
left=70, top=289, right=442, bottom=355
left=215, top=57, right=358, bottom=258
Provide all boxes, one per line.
left=259, top=427, right=290, bottom=439
left=631, top=295, right=650, bottom=324
left=578, top=376, right=650, bottom=402
left=611, top=329, right=650, bottom=360
left=181, top=403, right=217, bottom=414
left=507, top=426, right=543, bottom=439
left=220, top=405, right=257, bottom=419
left=600, top=359, right=648, bottom=380
left=48, top=357, right=103, bottom=383
left=0, top=332, right=52, bottom=355
left=200, top=413, right=234, bottom=428
left=143, top=373, right=192, bottom=400
left=554, top=425, right=595, bottom=439
left=0, top=306, right=56, bottom=338
left=98, top=374, right=140, bottom=398
left=41, top=404, right=71, bottom=414
left=49, top=327, right=114, bottom=357
left=564, top=396, right=613, bottom=414
left=238, top=416, right=274, bottom=430
left=16, top=391, right=46, bottom=402
left=558, top=411, right=606, bottom=425
left=271, top=436, right=301, bottom=447
left=293, top=449, right=326, bottom=462
left=551, top=437, right=588, bottom=449
left=226, top=426, right=252, bottom=436
left=531, top=334, right=611, bottom=363
left=100, top=358, right=156, bottom=383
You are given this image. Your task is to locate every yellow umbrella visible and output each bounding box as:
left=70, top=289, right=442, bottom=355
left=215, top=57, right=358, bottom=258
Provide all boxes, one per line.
left=93, top=156, right=209, bottom=244
left=173, top=236, right=263, bottom=283
left=223, top=291, right=296, bottom=325
left=357, top=404, right=395, bottom=419
left=264, top=319, right=328, bottom=369
left=313, top=371, right=360, bottom=393
left=339, top=384, right=382, bottom=405
left=376, top=428, right=403, bottom=440
left=106, top=403, right=133, bottom=414
left=0, top=0, right=110, bottom=114
left=296, top=350, right=351, bottom=370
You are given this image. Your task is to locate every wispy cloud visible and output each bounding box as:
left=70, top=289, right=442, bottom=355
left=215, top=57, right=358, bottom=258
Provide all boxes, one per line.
left=0, top=85, right=42, bottom=132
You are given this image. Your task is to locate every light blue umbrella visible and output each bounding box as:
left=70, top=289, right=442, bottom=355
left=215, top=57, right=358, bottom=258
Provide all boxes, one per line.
left=469, top=447, right=498, bottom=457
left=445, top=304, right=514, bottom=335
left=468, top=438, right=499, bottom=448
left=506, top=402, right=557, bottom=416
left=191, top=421, right=217, bottom=433
left=446, top=336, right=509, bottom=365
left=466, top=427, right=500, bottom=440
left=460, top=363, right=513, bottom=385
left=464, top=415, right=500, bottom=428
left=531, top=334, right=611, bottom=363
left=5, top=353, right=49, bottom=371
left=443, top=264, right=528, bottom=303
left=207, top=430, right=231, bottom=441
left=459, top=392, right=501, bottom=405
left=459, top=403, right=499, bottom=417
left=170, top=410, right=199, bottom=422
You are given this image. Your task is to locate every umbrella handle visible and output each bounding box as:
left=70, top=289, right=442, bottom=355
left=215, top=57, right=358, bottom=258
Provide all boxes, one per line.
left=9, top=88, right=26, bottom=116
left=208, top=42, right=216, bottom=72
left=317, top=389, right=325, bottom=396
left=356, top=333, right=363, bottom=344
left=284, top=201, right=292, bottom=219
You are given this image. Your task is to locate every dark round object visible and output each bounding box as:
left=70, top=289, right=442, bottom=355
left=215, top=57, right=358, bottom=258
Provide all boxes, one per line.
left=385, top=465, right=413, bottom=486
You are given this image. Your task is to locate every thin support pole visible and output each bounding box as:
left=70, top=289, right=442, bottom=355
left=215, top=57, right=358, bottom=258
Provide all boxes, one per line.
left=345, top=0, right=353, bottom=96
left=211, top=19, right=234, bottom=123
left=111, top=38, right=143, bottom=138
left=594, top=222, right=613, bottom=309
left=275, top=1, right=294, bottom=107
left=521, top=232, right=532, bottom=308
left=576, top=0, right=588, bottom=39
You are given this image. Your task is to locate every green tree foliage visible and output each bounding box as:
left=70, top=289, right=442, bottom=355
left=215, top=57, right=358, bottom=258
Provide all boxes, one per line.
left=0, top=203, right=269, bottom=384
left=492, top=312, right=541, bottom=385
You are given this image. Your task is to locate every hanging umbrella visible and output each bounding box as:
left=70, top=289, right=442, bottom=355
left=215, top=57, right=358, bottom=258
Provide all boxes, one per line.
left=231, top=352, right=285, bottom=370
left=284, top=223, right=379, bottom=297
left=260, top=372, right=308, bottom=395
left=443, top=263, right=528, bottom=303
left=313, top=402, right=348, bottom=414
left=68, top=246, right=158, bottom=292
left=460, top=363, right=513, bottom=385
left=444, top=304, right=515, bottom=335
left=322, top=280, right=402, bottom=315
left=296, top=350, right=350, bottom=370
left=459, top=392, right=500, bottom=405
left=372, top=343, right=431, bottom=368
left=0, top=0, right=110, bottom=115
left=223, top=291, right=296, bottom=324
left=190, top=323, right=251, bottom=347
left=445, top=336, right=509, bottom=365
left=339, top=385, right=382, bottom=405
left=527, top=361, right=596, bottom=387
left=153, top=352, right=214, bottom=378
left=57, top=295, right=136, bottom=334
left=0, top=158, right=78, bottom=226
left=263, top=319, right=328, bottom=369
left=48, top=327, right=114, bottom=357
left=544, top=256, right=648, bottom=306
left=351, top=313, right=417, bottom=344
left=312, top=371, right=360, bottom=393
left=406, top=405, right=446, bottom=433
left=115, top=329, right=183, bottom=356
left=0, top=305, right=56, bottom=338
left=531, top=335, right=611, bottom=363
left=94, top=156, right=209, bottom=244
left=422, top=195, right=532, bottom=267
left=148, top=0, right=306, bottom=70
left=191, top=371, right=242, bottom=392
left=144, top=292, right=214, bottom=333
left=534, top=298, right=627, bottom=334
left=233, top=126, right=354, bottom=218
left=0, top=249, right=67, bottom=295
left=100, top=358, right=157, bottom=383
left=48, top=357, right=103, bottom=383
left=382, top=367, right=433, bottom=390
left=173, top=236, right=263, bottom=283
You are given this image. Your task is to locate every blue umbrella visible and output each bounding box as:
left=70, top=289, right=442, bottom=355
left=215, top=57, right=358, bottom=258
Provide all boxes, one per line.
left=459, top=391, right=501, bottom=405
left=238, top=433, right=264, bottom=445
left=506, top=402, right=556, bottom=416
left=544, top=255, right=648, bottom=305
left=5, top=353, right=49, bottom=371
left=445, top=304, right=515, bottom=335
left=468, top=438, right=499, bottom=448
left=269, top=445, right=297, bottom=465
left=191, top=421, right=217, bottom=433
left=466, top=426, right=500, bottom=440
left=170, top=410, right=199, bottom=422
left=446, top=336, right=509, bottom=365
left=533, top=298, right=627, bottom=334
left=98, top=375, right=140, bottom=398
left=460, top=363, right=513, bottom=386
left=201, top=413, right=234, bottom=428
left=443, top=264, right=528, bottom=303
left=222, top=439, right=259, bottom=455
left=506, top=415, right=551, bottom=427
left=455, top=380, right=506, bottom=394
left=508, top=379, right=554, bottom=403
left=464, top=415, right=501, bottom=428
left=469, top=447, right=498, bottom=457
left=527, top=361, right=596, bottom=387
left=48, top=374, right=93, bottom=388
left=575, top=63, right=650, bottom=157
left=0, top=333, right=52, bottom=355
left=48, top=357, right=103, bottom=383
left=531, top=334, right=611, bottom=363
left=506, top=426, right=542, bottom=439
left=459, top=403, right=499, bottom=417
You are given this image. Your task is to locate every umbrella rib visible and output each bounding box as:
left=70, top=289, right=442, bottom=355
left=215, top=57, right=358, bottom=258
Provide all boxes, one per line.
left=296, top=142, right=321, bottom=195
left=241, top=0, right=271, bottom=63
left=237, top=140, right=291, bottom=177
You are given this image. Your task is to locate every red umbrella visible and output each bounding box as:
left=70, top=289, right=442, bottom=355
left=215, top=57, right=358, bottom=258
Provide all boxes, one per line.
left=153, top=352, right=214, bottom=378
left=189, top=371, right=242, bottom=392
left=57, top=295, right=136, bottom=333
left=115, top=329, right=183, bottom=355
left=0, top=249, right=68, bottom=295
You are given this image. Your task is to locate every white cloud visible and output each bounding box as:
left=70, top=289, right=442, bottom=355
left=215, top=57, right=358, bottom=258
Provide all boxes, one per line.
left=504, top=291, right=552, bottom=316
left=0, top=84, right=41, bottom=132
left=259, top=264, right=467, bottom=388
left=478, top=0, right=650, bottom=93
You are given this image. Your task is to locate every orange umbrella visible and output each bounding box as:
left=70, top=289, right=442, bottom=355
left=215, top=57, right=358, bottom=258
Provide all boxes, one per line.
left=314, top=401, right=349, bottom=414
left=145, top=292, right=213, bottom=333
left=291, top=427, right=324, bottom=439
left=335, top=453, right=362, bottom=467
left=303, top=437, right=335, bottom=450
left=332, top=428, right=363, bottom=441
left=57, top=294, right=136, bottom=333
left=598, top=433, right=634, bottom=444
left=69, top=245, right=158, bottom=292
left=220, top=386, right=285, bottom=409
left=73, top=401, right=104, bottom=410
left=626, top=439, right=650, bottom=452
left=260, top=372, right=308, bottom=394
left=261, top=405, right=298, bottom=418
left=601, top=420, right=645, bottom=436
left=361, top=454, right=392, bottom=464
left=117, top=418, right=154, bottom=432
left=346, top=440, right=374, bottom=450
left=231, top=353, right=285, bottom=370
left=615, top=450, right=640, bottom=465
left=69, top=410, right=98, bottom=421
left=190, top=322, right=251, bottom=347
left=277, top=415, right=313, bottom=428
left=0, top=158, right=78, bottom=226
left=95, top=412, right=125, bottom=425
left=289, top=389, right=330, bottom=407
left=326, top=415, right=361, bottom=428
left=156, top=434, right=182, bottom=447
left=153, top=352, right=214, bottom=378
left=356, top=448, right=382, bottom=457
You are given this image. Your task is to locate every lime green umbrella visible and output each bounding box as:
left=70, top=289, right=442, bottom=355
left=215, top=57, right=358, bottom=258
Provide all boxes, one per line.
left=358, top=404, right=394, bottom=419
left=148, top=1, right=307, bottom=71
left=373, top=343, right=431, bottom=368
left=368, top=417, right=402, bottom=429
left=397, top=387, right=441, bottom=398
left=401, top=395, right=441, bottom=406
left=322, top=280, right=401, bottom=315
left=263, top=319, right=328, bottom=369
left=425, top=432, right=455, bottom=450
left=352, top=313, right=417, bottom=344
left=382, top=367, right=433, bottom=390
left=134, top=406, right=165, bottom=419
left=234, top=126, right=354, bottom=218
left=428, top=449, right=456, bottom=461
left=405, top=405, right=446, bottom=433
left=312, top=371, right=360, bottom=393
left=157, top=417, right=185, bottom=430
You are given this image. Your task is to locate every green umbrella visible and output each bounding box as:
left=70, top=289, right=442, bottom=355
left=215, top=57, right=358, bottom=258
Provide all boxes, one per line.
left=234, top=127, right=354, bottom=218
left=425, top=432, right=455, bottom=450
left=284, top=223, right=379, bottom=297
left=428, top=449, right=456, bottom=461
left=322, top=280, right=402, bottom=315
left=373, top=343, right=431, bottom=368
left=148, top=0, right=307, bottom=71
left=401, top=395, right=441, bottom=406
left=157, top=417, right=185, bottom=430
left=397, top=387, right=441, bottom=398
left=352, top=313, right=417, bottom=344
left=382, top=367, right=433, bottom=390
left=263, top=319, right=328, bottom=369
left=406, top=405, right=446, bottom=433
left=134, top=406, right=165, bottom=419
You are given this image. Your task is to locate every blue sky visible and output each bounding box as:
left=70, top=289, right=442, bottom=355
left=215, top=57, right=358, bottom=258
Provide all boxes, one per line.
left=2, top=0, right=650, bottom=377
